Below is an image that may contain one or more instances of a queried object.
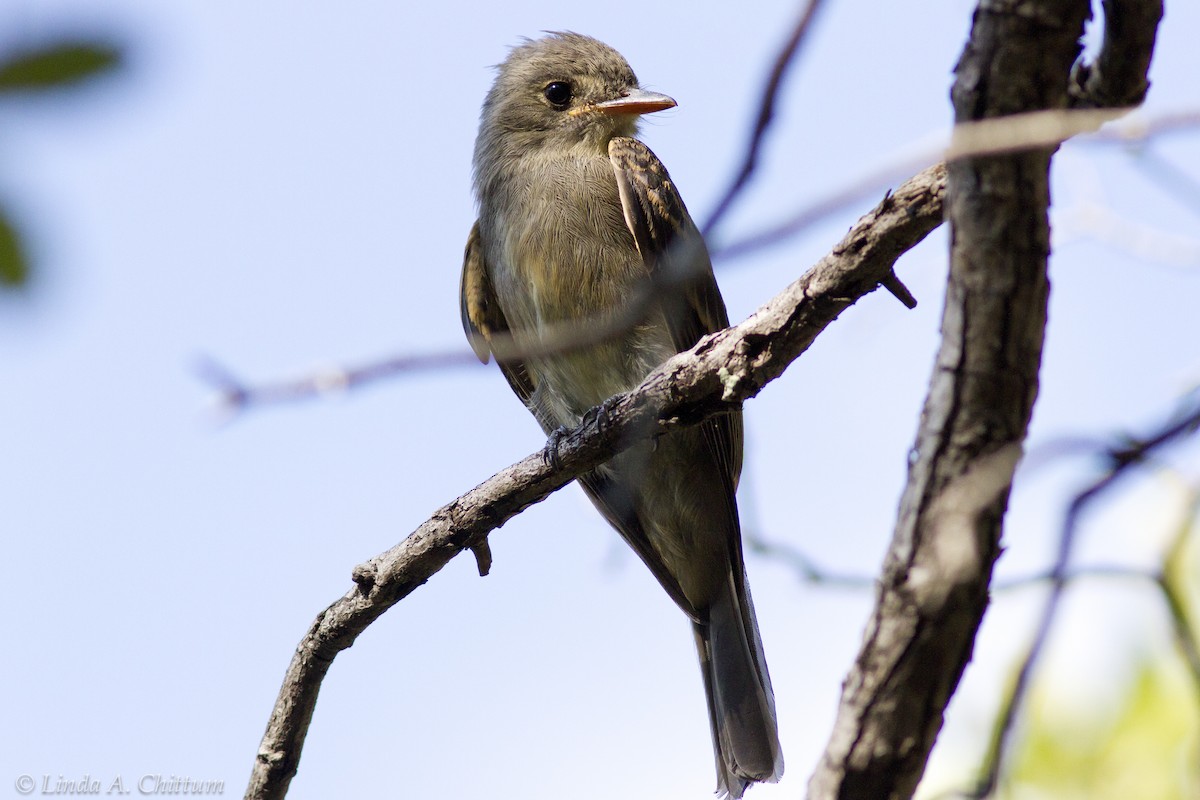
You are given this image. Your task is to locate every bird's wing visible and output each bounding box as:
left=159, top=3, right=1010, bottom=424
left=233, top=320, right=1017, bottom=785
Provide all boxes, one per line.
left=464, top=216, right=699, bottom=616
left=460, top=220, right=536, bottom=405
left=608, top=136, right=744, bottom=488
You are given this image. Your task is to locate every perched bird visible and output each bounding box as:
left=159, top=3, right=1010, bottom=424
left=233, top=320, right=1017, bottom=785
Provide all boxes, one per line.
left=460, top=32, right=782, bottom=798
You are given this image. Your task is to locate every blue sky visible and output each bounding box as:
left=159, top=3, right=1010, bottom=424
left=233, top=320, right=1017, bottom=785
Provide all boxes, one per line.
left=2, top=2, right=1198, bottom=798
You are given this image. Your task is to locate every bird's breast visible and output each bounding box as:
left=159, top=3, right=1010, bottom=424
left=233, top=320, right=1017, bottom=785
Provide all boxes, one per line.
left=488, top=153, right=643, bottom=323
left=482, top=150, right=674, bottom=422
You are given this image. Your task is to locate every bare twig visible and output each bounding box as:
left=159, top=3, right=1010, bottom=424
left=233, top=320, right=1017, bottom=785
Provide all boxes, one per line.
left=757, top=547, right=1173, bottom=597
left=716, top=107, right=1200, bottom=262
left=196, top=352, right=480, bottom=417
left=990, top=563, right=1156, bottom=592
left=701, top=0, right=827, bottom=239
left=1051, top=150, right=1200, bottom=268
left=743, top=531, right=874, bottom=589
left=1129, top=144, right=1200, bottom=213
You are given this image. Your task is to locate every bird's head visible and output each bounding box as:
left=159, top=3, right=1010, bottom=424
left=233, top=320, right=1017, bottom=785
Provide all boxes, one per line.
left=477, top=32, right=675, bottom=157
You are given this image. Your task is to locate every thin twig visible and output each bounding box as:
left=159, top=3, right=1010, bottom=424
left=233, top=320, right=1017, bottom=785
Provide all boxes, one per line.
left=743, top=531, right=874, bottom=589
left=196, top=351, right=480, bottom=417
left=750, top=538, right=1172, bottom=597
left=701, top=0, right=827, bottom=238
left=716, top=107, right=1200, bottom=261
left=991, top=563, right=1156, bottom=592
left=1129, top=144, right=1200, bottom=212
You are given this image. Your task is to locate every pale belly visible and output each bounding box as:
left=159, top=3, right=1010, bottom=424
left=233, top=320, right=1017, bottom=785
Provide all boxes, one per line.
left=529, top=322, right=674, bottom=431
left=487, top=154, right=676, bottom=430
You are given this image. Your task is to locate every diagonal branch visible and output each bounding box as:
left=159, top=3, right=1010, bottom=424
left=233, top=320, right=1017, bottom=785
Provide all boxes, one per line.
left=244, top=163, right=947, bottom=800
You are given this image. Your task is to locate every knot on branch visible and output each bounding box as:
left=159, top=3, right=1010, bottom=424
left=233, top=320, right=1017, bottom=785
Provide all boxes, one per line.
left=351, top=562, right=378, bottom=593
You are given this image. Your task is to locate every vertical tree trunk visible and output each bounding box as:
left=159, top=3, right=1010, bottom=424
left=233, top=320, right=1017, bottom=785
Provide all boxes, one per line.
left=808, top=3, right=1091, bottom=798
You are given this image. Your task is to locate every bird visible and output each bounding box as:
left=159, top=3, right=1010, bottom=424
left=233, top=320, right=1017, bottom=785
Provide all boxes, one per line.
left=460, top=32, right=782, bottom=798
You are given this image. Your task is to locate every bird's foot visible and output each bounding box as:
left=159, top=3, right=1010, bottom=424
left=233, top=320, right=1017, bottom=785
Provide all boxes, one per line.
left=543, top=426, right=570, bottom=469
left=581, top=395, right=622, bottom=433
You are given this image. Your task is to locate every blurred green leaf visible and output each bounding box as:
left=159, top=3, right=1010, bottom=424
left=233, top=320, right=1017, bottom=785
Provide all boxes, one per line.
left=0, top=209, right=29, bottom=287
left=0, top=41, right=121, bottom=93
left=1003, top=656, right=1199, bottom=800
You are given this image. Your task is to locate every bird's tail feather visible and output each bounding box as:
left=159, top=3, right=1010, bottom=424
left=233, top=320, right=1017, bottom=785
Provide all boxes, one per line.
left=694, top=572, right=783, bottom=799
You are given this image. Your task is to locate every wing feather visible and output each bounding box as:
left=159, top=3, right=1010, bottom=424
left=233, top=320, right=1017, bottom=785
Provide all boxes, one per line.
left=608, top=137, right=744, bottom=489
left=460, top=220, right=536, bottom=405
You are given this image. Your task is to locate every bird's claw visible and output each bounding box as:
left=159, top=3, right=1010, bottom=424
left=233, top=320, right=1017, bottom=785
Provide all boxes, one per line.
left=581, top=396, right=622, bottom=433
left=543, top=426, right=570, bottom=469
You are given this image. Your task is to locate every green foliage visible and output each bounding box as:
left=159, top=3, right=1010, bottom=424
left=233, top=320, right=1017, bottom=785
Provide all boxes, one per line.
left=0, top=208, right=27, bottom=286
left=1000, top=492, right=1200, bottom=800
left=0, top=38, right=123, bottom=289
left=1001, top=651, right=1200, bottom=799
left=1162, top=494, right=1200, bottom=685
left=0, top=42, right=120, bottom=93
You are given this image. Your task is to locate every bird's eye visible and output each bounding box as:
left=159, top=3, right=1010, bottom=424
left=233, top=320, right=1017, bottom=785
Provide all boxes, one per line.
left=543, top=81, right=572, bottom=109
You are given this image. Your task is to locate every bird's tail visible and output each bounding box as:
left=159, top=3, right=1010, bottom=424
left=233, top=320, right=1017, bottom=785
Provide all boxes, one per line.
left=694, top=571, right=783, bottom=799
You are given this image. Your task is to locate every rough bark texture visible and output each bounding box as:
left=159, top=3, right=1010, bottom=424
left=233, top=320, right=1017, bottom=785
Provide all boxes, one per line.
left=805, top=1, right=1161, bottom=798
left=1070, top=0, right=1162, bottom=109
left=244, top=166, right=946, bottom=800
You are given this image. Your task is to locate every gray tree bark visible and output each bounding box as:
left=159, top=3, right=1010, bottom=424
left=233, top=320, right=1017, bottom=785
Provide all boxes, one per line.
left=806, top=2, right=1161, bottom=798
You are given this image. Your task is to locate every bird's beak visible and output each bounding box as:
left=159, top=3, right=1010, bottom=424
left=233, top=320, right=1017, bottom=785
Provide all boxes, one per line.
left=591, top=88, right=676, bottom=116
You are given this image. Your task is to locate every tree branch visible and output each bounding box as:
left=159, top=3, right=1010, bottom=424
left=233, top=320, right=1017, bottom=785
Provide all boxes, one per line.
left=807, top=1, right=1103, bottom=798
left=244, top=163, right=946, bottom=800
left=1070, top=0, right=1163, bottom=109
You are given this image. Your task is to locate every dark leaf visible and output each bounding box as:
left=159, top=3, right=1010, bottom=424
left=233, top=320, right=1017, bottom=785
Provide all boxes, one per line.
left=0, top=41, right=121, bottom=93
left=0, top=210, right=29, bottom=287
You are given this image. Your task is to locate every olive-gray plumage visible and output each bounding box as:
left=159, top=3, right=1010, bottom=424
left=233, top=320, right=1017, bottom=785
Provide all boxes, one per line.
left=461, top=33, right=782, bottom=798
